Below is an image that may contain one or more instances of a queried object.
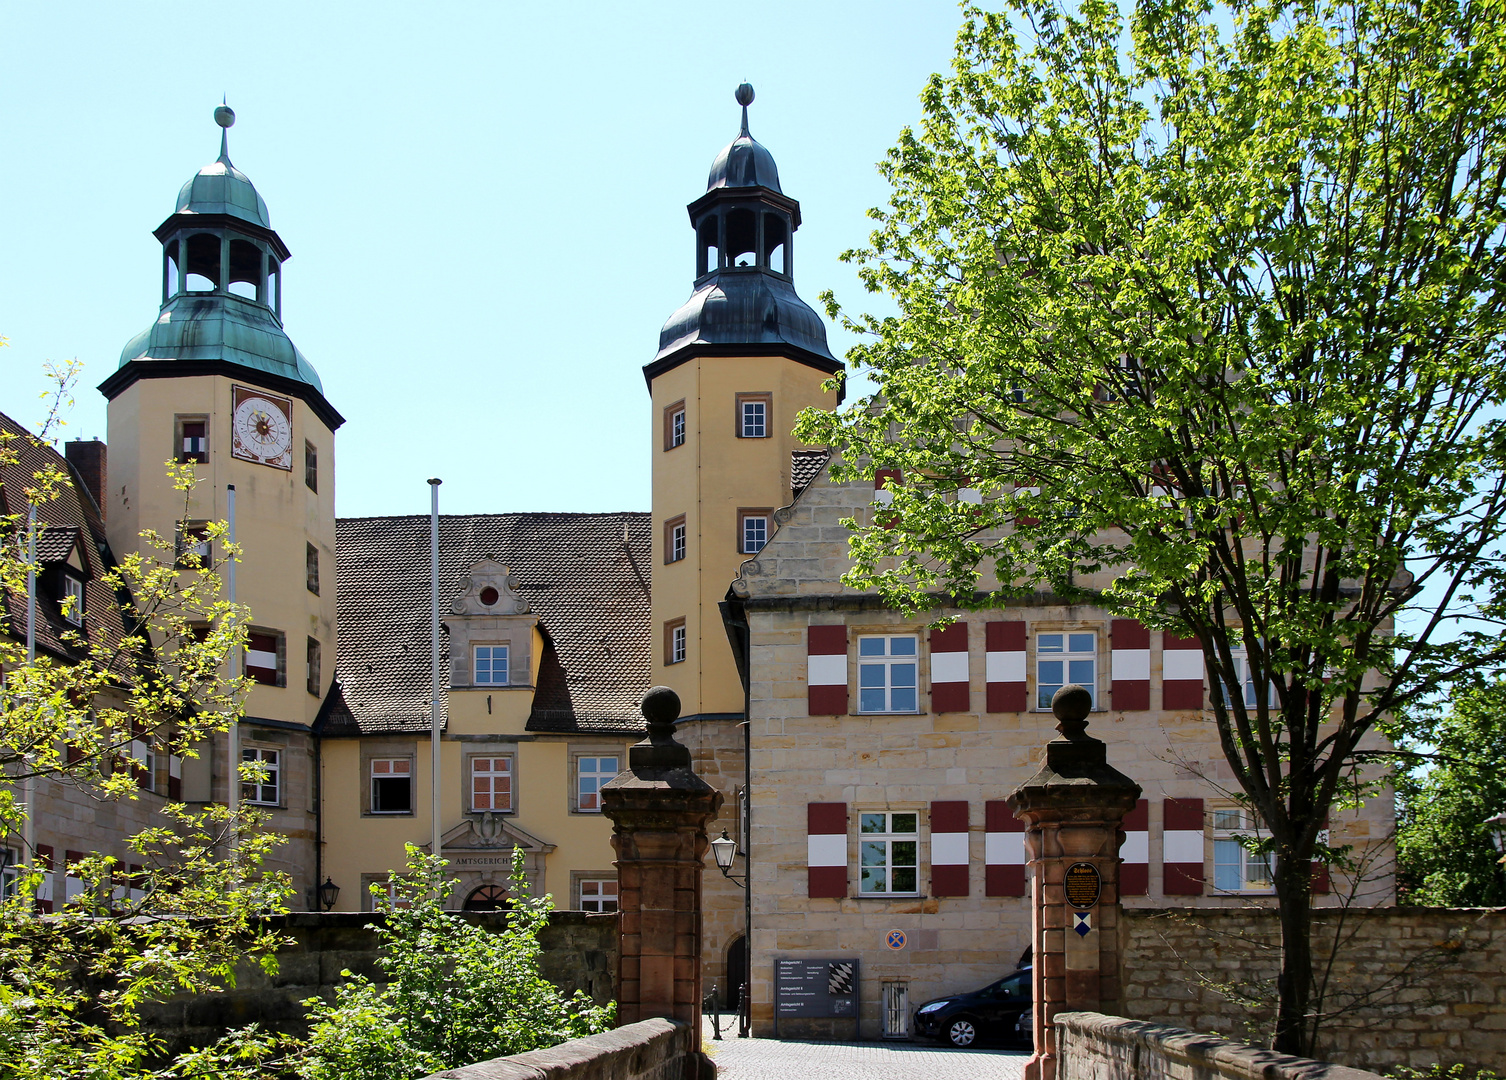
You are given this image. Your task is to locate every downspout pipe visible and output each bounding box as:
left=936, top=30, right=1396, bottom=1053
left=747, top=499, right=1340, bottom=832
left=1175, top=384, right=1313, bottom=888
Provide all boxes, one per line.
left=719, top=593, right=753, bottom=1037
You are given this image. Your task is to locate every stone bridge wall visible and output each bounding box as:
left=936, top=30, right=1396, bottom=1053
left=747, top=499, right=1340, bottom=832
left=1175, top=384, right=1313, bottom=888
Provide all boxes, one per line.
left=1122, top=906, right=1506, bottom=1074
left=419, top=1019, right=702, bottom=1080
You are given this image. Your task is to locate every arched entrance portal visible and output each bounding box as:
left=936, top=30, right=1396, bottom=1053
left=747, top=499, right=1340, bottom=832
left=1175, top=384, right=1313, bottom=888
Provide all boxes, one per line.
left=725, top=934, right=747, bottom=1010
left=463, top=884, right=508, bottom=911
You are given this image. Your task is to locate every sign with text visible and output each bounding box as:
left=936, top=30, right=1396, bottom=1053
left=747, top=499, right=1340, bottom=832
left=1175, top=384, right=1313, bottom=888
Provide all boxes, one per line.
left=774, top=957, right=860, bottom=1018
left=1064, top=861, right=1102, bottom=908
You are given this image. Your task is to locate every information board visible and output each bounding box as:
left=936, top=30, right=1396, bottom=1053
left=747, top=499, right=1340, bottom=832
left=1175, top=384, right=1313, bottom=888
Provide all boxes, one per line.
left=774, top=957, right=860, bottom=1018
left=1065, top=861, right=1102, bottom=908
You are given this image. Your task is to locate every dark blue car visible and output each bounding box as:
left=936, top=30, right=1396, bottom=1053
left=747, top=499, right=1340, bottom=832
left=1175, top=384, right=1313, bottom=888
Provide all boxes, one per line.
left=911, top=967, right=1032, bottom=1049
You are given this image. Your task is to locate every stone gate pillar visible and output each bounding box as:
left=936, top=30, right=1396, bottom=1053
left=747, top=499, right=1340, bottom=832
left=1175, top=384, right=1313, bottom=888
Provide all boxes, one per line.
left=601, top=686, right=723, bottom=1031
left=1007, top=685, right=1141, bottom=1080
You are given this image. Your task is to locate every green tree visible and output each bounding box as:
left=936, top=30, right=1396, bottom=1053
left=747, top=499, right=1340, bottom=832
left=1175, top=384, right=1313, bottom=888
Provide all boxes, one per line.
left=299, top=847, right=614, bottom=1080
left=1391, top=684, right=1506, bottom=906
left=0, top=359, right=293, bottom=1078
left=798, top=0, right=1506, bottom=1055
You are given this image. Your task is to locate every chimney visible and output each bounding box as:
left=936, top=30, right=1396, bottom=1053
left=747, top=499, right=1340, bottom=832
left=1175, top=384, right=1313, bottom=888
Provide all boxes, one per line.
left=66, top=438, right=107, bottom=522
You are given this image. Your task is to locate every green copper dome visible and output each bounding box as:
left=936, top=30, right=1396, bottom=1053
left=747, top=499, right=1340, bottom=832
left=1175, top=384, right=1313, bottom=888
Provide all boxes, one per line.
left=106, top=105, right=335, bottom=413
left=175, top=157, right=271, bottom=228
left=118, top=293, right=325, bottom=394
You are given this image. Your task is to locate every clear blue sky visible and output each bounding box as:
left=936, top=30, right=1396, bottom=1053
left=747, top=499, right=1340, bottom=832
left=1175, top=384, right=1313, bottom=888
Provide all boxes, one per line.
left=0, top=2, right=963, bottom=518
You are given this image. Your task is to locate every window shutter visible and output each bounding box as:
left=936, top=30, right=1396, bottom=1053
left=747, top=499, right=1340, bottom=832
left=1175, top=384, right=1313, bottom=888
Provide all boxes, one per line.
left=984, top=800, right=1027, bottom=896
left=1163, top=797, right=1205, bottom=895
left=930, top=800, right=969, bottom=896
left=1312, top=813, right=1331, bottom=894
left=984, top=621, right=1027, bottom=712
left=1110, top=620, right=1151, bottom=711
left=246, top=632, right=280, bottom=685
left=929, top=623, right=969, bottom=713
left=168, top=754, right=182, bottom=800
left=1162, top=633, right=1204, bottom=709
left=807, top=625, right=847, bottom=716
left=1121, top=799, right=1149, bottom=895
left=807, top=802, right=847, bottom=898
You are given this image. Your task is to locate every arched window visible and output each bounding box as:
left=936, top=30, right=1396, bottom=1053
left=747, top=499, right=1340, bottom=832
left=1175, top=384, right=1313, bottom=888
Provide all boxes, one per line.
left=463, top=884, right=509, bottom=911
left=164, top=245, right=181, bottom=301
left=267, top=258, right=281, bottom=316
left=726, top=208, right=757, bottom=268
left=227, top=239, right=262, bottom=300
left=185, top=233, right=220, bottom=291
left=762, top=214, right=787, bottom=274
left=698, top=217, right=720, bottom=277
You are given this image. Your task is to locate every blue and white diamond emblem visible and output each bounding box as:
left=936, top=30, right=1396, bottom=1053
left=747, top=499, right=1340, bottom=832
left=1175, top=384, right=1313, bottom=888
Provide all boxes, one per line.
left=1073, top=911, right=1092, bottom=937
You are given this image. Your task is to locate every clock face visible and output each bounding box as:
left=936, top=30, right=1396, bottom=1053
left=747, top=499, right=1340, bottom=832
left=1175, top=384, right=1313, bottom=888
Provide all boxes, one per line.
left=230, top=387, right=294, bottom=469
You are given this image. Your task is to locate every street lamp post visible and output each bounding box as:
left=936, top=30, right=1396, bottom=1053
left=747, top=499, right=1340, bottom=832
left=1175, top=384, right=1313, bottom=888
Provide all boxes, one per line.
left=1483, top=810, right=1506, bottom=863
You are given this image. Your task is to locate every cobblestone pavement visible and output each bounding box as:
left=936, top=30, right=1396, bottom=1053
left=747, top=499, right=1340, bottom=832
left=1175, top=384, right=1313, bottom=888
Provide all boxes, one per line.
left=700, top=1015, right=1029, bottom=1079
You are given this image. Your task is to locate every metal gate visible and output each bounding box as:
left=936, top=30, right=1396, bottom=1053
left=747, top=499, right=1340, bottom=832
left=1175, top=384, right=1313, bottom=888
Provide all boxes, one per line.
left=882, top=981, right=910, bottom=1038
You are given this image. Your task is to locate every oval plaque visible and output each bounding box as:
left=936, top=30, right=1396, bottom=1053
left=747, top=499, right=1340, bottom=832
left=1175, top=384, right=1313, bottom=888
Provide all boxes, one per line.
left=1064, top=862, right=1102, bottom=908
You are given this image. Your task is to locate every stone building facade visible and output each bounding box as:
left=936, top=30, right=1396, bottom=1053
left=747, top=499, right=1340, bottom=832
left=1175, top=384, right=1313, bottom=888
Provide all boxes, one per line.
left=716, top=462, right=1397, bottom=1039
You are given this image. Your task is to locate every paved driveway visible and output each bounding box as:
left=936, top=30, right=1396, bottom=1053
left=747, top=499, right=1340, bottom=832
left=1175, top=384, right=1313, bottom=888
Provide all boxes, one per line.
left=702, top=1015, right=1029, bottom=1080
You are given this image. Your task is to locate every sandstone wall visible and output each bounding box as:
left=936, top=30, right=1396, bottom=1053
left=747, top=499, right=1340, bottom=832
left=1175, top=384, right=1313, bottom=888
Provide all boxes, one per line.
left=139, top=909, right=617, bottom=1059
left=1122, top=907, right=1506, bottom=1075
left=421, top=1019, right=704, bottom=1080
left=1057, top=1011, right=1386, bottom=1080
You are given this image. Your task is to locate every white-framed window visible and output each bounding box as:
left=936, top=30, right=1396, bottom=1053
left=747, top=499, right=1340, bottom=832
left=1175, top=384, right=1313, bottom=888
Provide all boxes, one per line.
left=470, top=756, right=513, bottom=812
left=740, top=512, right=769, bottom=554
left=667, top=620, right=687, bottom=665
left=859, top=812, right=919, bottom=895
left=579, top=878, right=618, bottom=912
left=1212, top=808, right=1273, bottom=892
left=666, top=517, right=687, bottom=564
left=475, top=645, right=509, bottom=686
left=1036, top=632, right=1096, bottom=709
left=62, top=574, right=84, bottom=626
left=1226, top=642, right=1275, bottom=708
left=857, top=635, right=919, bottom=713
left=670, top=408, right=685, bottom=447
left=370, top=758, right=413, bottom=814
left=737, top=394, right=770, bottom=438
left=241, top=746, right=281, bottom=805
left=2, top=848, right=20, bottom=899
left=576, top=755, right=619, bottom=812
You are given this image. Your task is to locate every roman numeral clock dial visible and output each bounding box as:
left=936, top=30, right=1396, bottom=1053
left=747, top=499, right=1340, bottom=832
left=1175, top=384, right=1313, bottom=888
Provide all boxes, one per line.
left=231, top=386, right=294, bottom=469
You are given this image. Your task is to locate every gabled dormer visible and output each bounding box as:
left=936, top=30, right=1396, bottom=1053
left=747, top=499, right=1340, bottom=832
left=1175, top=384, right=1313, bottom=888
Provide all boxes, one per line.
left=444, top=559, right=537, bottom=690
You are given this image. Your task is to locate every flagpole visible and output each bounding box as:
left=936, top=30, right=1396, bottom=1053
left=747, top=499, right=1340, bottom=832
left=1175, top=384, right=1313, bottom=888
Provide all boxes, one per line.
left=428, top=479, right=443, bottom=868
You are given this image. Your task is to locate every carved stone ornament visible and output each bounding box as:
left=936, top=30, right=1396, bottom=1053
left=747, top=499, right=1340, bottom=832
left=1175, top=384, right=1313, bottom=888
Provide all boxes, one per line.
left=450, top=558, right=529, bottom=616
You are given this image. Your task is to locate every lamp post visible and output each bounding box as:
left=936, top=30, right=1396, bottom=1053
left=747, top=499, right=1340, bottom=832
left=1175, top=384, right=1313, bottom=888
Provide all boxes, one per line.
left=1483, top=810, right=1506, bottom=863
left=711, top=830, right=746, bottom=888
left=306, top=877, right=340, bottom=912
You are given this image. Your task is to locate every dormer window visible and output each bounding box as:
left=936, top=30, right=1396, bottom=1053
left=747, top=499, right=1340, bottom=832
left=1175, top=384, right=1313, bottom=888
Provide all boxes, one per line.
left=62, top=574, right=84, bottom=626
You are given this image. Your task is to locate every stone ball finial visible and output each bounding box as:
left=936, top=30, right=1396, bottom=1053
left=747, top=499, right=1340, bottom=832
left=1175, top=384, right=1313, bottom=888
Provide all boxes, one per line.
left=214, top=103, right=235, bottom=129
left=1052, top=684, right=1093, bottom=739
left=641, top=685, right=682, bottom=746
left=735, top=83, right=755, bottom=107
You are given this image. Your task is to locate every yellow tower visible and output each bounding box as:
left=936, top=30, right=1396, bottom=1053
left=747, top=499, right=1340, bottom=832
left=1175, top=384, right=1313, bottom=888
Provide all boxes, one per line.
left=646, top=86, right=841, bottom=718
left=99, top=106, right=341, bottom=897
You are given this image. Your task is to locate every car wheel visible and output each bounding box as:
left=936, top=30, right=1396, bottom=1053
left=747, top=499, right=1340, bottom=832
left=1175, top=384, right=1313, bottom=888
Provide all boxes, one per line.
left=946, top=1017, right=978, bottom=1048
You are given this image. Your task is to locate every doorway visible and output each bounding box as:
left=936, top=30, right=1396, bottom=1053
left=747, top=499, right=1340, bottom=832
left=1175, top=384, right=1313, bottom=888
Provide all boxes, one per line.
left=725, top=934, right=747, bottom=1010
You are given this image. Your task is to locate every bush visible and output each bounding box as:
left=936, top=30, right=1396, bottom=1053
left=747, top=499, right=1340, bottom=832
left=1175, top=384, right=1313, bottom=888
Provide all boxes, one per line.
left=298, top=846, right=614, bottom=1080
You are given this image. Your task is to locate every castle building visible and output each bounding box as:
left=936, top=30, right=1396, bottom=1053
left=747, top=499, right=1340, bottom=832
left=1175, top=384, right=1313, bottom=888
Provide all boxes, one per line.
left=9, top=93, right=1397, bottom=1045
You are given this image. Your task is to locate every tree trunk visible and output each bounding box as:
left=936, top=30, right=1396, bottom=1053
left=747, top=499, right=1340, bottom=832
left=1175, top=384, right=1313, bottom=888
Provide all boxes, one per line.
left=1272, top=858, right=1314, bottom=1057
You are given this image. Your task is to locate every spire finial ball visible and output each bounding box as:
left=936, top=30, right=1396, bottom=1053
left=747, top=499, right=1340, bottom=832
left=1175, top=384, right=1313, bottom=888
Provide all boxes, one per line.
left=214, top=104, right=236, bottom=129
left=735, top=83, right=755, bottom=107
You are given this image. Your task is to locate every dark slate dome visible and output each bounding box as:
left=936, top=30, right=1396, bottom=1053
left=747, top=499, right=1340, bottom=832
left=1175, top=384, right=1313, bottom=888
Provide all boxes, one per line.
left=706, top=133, right=782, bottom=193
left=706, top=82, right=783, bottom=193
left=654, top=272, right=832, bottom=363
